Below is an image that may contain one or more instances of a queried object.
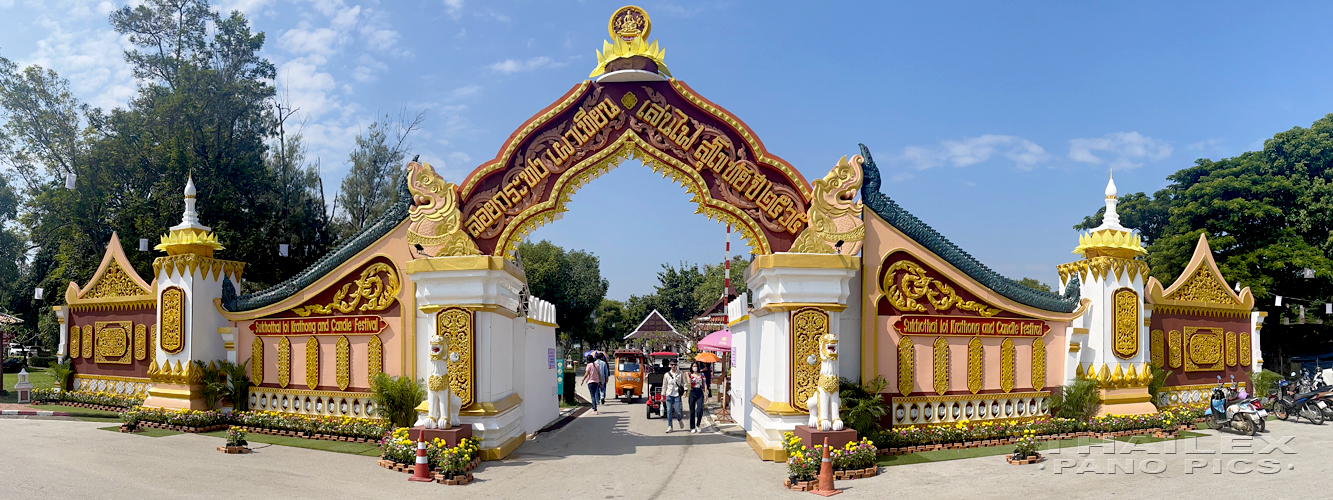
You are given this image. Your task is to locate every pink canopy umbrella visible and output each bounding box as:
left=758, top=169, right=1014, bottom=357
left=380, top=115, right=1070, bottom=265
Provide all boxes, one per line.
left=697, top=329, right=731, bottom=352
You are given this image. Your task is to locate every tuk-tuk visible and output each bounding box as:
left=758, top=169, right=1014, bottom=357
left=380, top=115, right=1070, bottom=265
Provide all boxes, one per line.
left=645, top=351, right=678, bottom=418
left=613, top=349, right=645, bottom=403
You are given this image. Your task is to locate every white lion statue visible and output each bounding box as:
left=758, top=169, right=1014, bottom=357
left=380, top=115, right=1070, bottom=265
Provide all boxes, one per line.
left=806, top=332, right=844, bottom=431
left=416, top=332, right=462, bottom=429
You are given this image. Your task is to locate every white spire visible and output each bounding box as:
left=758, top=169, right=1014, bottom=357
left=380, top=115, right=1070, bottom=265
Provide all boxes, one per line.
left=170, top=176, right=211, bottom=232
left=1093, top=171, right=1127, bottom=232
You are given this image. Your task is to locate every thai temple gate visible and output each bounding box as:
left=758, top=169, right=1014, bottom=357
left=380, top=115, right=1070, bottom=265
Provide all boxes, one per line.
left=55, top=5, right=1265, bottom=463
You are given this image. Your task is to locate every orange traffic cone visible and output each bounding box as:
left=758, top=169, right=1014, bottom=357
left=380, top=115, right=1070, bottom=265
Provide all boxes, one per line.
left=408, top=436, right=434, bottom=482
left=810, top=436, right=841, bottom=496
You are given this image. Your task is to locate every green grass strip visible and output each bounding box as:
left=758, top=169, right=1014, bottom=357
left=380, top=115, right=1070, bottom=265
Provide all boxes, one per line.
left=97, top=426, right=182, bottom=438
left=1111, top=430, right=1207, bottom=444
left=877, top=438, right=1109, bottom=467
left=199, top=430, right=383, bottom=457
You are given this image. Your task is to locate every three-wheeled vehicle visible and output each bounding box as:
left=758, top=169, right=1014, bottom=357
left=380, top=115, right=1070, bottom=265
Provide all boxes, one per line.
left=613, top=349, right=645, bottom=403
left=645, top=351, right=678, bottom=419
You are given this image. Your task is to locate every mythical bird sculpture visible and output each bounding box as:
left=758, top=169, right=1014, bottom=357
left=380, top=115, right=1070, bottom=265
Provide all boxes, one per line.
left=790, top=155, right=865, bottom=255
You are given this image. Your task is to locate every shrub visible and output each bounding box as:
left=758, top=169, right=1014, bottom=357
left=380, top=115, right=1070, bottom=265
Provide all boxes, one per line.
left=370, top=373, right=425, bottom=428
left=29, top=355, right=55, bottom=368
left=48, top=360, right=74, bottom=391
left=219, top=359, right=251, bottom=411
left=1049, top=379, right=1101, bottom=420
left=194, top=361, right=228, bottom=410
left=839, top=376, right=890, bottom=438
left=1252, top=370, right=1284, bottom=400
left=1148, top=365, right=1172, bottom=410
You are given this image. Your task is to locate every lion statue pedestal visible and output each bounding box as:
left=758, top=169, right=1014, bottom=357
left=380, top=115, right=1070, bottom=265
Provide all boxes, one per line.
left=794, top=425, right=857, bottom=453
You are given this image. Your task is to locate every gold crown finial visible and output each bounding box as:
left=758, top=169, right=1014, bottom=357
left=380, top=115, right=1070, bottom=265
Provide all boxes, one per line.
left=609, top=5, right=650, bottom=41
left=590, top=5, right=670, bottom=79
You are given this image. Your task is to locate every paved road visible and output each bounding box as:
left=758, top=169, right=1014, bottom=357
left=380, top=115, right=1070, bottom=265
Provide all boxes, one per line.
left=4, top=388, right=1333, bottom=499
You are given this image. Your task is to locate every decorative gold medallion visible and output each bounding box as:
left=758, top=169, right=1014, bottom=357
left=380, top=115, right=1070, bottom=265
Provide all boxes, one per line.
left=1184, top=326, right=1224, bottom=372
left=791, top=307, right=829, bottom=412
left=251, top=337, right=264, bottom=385
left=277, top=336, right=291, bottom=388
left=160, top=286, right=186, bottom=354
left=368, top=335, right=383, bottom=377
left=608, top=5, right=650, bottom=41
left=94, top=321, right=132, bottom=364
left=1031, top=337, right=1046, bottom=392
left=1112, top=288, right=1139, bottom=359
left=437, top=308, right=475, bottom=408
left=897, top=337, right=915, bottom=395
left=335, top=336, right=350, bottom=391
left=966, top=337, right=983, bottom=395
left=1000, top=338, right=1016, bottom=394
left=305, top=336, right=320, bottom=390
left=932, top=337, right=949, bottom=396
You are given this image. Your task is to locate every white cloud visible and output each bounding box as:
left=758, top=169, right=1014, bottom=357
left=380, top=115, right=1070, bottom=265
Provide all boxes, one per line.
left=451, top=85, right=481, bottom=98
left=489, top=56, right=559, bottom=74
left=898, top=134, right=1050, bottom=171
left=1068, top=132, right=1172, bottom=169
left=24, top=16, right=135, bottom=111
left=217, top=0, right=273, bottom=15
left=278, top=58, right=338, bottom=118
left=279, top=23, right=342, bottom=60
left=443, top=0, right=463, bottom=19
left=1187, top=138, right=1222, bottom=151
left=448, top=151, right=471, bottom=164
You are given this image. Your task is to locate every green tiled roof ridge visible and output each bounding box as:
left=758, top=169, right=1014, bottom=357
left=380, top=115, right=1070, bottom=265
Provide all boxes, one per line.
left=222, top=177, right=412, bottom=312
left=858, top=144, right=1080, bottom=313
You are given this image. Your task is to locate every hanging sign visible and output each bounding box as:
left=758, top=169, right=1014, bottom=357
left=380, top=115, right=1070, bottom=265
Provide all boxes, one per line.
left=250, top=316, right=388, bottom=336
left=893, top=315, right=1049, bottom=337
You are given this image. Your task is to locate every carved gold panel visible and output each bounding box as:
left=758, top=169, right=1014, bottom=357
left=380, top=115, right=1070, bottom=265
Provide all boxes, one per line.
left=1168, top=330, right=1182, bottom=369
left=1239, top=333, right=1251, bottom=366
left=94, top=321, right=132, bottom=364
left=438, top=308, right=476, bottom=409
left=1000, top=337, right=1016, bottom=394
left=336, top=336, right=351, bottom=391
left=791, top=307, right=829, bottom=412
left=305, top=336, right=320, bottom=390
left=897, top=337, right=914, bottom=395
left=1165, top=267, right=1239, bottom=305
left=148, top=326, right=156, bottom=365
left=1112, top=288, right=1139, bottom=359
left=291, top=262, right=400, bottom=317
left=1031, top=337, right=1046, bottom=391
left=1225, top=331, right=1237, bottom=367
left=160, top=286, right=186, bottom=354
left=368, top=335, right=383, bottom=377
left=84, top=264, right=148, bottom=299
left=883, top=259, right=1000, bottom=317
left=133, top=324, right=147, bottom=361
left=69, top=327, right=81, bottom=359
left=251, top=337, right=264, bottom=385
left=932, top=337, right=949, bottom=396
left=277, top=336, right=291, bottom=388
left=81, top=325, right=93, bottom=359
left=1184, top=326, right=1224, bottom=372
left=1149, top=329, right=1165, bottom=368
left=967, top=337, right=983, bottom=395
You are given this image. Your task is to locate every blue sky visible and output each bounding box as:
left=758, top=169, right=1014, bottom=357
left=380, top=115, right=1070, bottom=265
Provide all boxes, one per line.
left=3, top=1, right=1332, bottom=301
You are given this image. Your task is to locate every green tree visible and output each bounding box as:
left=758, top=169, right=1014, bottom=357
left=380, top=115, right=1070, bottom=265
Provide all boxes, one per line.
left=518, top=240, right=609, bottom=348
left=591, top=299, right=631, bottom=349
left=334, top=110, right=424, bottom=237
left=1017, top=277, right=1052, bottom=293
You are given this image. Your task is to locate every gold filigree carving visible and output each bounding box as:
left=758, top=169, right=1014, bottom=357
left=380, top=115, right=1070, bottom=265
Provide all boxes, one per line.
left=368, top=335, right=383, bottom=377
left=1112, top=288, right=1139, bottom=359
left=134, top=324, right=147, bottom=361
left=437, top=308, right=475, bottom=408
left=898, top=337, right=915, bottom=395
left=1184, top=326, right=1224, bottom=372
left=148, top=325, right=155, bottom=366
left=883, top=259, right=1001, bottom=317
left=335, top=336, right=350, bottom=391
left=1057, top=257, right=1150, bottom=285
left=84, top=264, right=148, bottom=298
left=94, top=321, right=132, bottom=364
left=932, top=337, right=949, bottom=396
left=251, top=337, right=264, bottom=386
left=1225, top=331, right=1238, bottom=367
left=966, top=337, right=983, bottom=395
left=1031, top=338, right=1046, bottom=392
left=406, top=161, right=481, bottom=257
left=1000, top=338, right=1016, bottom=394
left=790, top=155, right=864, bottom=255
left=69, top=326, right=81, bottom=359
left=277, top=336, right=291, bottom=389
left=1166, top=267, right=1240, bottom=305
left=1168, top=329, right=1182, bottom=369
left=82, top=325, right=93, bottom=359
left=160, top=287, right=186, bottom=354
left=1239, top=333, right=1251, bottom=366
left=791, top=307, right=829, bottom=412
left=1150, top=329, right=1165, bottom=368
left=292, top=262, right=400, bottom=317
left=305, top=336, right=320, bottom=390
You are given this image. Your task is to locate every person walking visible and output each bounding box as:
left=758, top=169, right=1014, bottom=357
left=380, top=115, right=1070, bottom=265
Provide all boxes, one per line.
left=701, top=361, right=713, bottom=399
left=662, top=360, right=686, bottom=432
left=581, top=354, right=602, bottom=415
left=596, top=352, right=610, bottom=405
left=688, top=363, right=707, bottom=433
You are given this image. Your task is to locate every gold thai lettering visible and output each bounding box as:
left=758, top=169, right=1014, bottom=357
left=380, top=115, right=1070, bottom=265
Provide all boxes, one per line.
left=635, top=99, right=701, bottom=151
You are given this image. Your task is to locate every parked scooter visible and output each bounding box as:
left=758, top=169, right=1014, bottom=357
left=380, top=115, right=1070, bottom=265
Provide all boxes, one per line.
left=1222, top=375, right=1267, bottom=432
left=1272, top=372, right=1326, bottom=425
left=1207, top=375, right=1261, bottom=435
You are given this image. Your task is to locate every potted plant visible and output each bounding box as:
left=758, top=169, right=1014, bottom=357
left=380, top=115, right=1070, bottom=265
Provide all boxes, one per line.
left=1007, top=429, right=1040, bottom=464
left=219, top=426, right=250, bottom=454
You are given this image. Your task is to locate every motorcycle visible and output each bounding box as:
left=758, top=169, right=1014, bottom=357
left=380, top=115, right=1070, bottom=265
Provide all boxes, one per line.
left=1206, top=375, right=1261, bottom=436
left=1272, top=372, right=1326, bottom=425
left=1223, top=375, right=1266, bottom=432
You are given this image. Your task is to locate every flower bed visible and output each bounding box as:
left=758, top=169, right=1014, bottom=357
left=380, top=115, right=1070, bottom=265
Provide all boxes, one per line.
left=873, top=405, right=1206, bottom=453
left=231, top=411, right=387, bottom=441
left=30, top=388, right=143, bottom=410
left=123, top=407, right=230, bottom=433
left=782, top=435, right=879, bottom=485
left=377, top=428, right=482, bottom=485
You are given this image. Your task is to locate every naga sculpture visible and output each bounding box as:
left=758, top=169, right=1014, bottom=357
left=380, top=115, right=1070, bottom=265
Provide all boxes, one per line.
left=805, top=332, right=844, bottom=431
left=416, top=330, right=462, bottom=429
left=790, top=155, right=865, bottom=255
left=406, top=161, right=481, bottom=257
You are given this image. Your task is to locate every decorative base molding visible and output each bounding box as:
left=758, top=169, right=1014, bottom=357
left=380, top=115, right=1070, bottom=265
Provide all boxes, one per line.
left=1097, top=387, right=1156, bottom=416
left=143, top=382, right=207, bottom=410
left=891, top=392, right=1050, bottom=427
left=249, top=387, right=376, bottom=418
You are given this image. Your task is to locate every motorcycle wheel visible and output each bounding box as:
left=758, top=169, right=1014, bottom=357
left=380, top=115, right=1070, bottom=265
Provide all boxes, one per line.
left=1257, top=416, right=1267, bottom=433
left=1307, top=404, right=1325, bottom=425
left=646, top=405, right=653, bottom=419
left=1274, top=402, right=1290, bottom=421
left=1231, top=415, right=1256, bottom=436
left=1204, top=412, right=1219, bottom=430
